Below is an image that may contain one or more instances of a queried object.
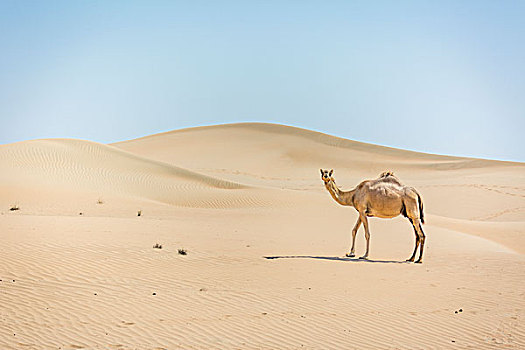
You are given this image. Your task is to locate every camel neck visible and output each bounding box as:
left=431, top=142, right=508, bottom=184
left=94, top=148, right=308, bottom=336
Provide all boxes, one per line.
left=325, top=179, right=354, bottom=207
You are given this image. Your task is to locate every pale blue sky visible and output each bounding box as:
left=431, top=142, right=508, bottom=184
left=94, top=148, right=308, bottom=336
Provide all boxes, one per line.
left=1, top=1, right=524, bottom=161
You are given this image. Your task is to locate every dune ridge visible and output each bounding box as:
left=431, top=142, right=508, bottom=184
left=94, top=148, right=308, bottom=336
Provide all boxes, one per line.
left=116, top=122, right=518, bottom=167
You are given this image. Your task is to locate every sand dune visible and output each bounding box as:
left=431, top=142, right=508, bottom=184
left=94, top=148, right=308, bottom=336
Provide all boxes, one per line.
left=0, top=137, right=301, bottom=211
left=115, top=123, right=525, bottom=214
left=1, top=123, right=524, bottom=349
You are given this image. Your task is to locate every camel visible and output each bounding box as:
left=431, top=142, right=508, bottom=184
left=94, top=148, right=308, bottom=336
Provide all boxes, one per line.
left=320, top=169, right=426, bottom=263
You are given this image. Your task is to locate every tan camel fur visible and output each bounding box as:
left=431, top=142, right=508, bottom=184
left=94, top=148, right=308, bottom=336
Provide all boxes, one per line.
left=320, top=169, right=426, bottom=263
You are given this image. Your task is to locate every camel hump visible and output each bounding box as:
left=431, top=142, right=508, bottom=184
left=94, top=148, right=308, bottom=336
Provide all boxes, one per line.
left=379, top=171, right=395, bottom=178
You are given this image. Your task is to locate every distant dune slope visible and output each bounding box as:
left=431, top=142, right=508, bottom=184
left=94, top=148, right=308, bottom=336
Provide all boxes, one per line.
left=0, top=138, right=286, bottom=209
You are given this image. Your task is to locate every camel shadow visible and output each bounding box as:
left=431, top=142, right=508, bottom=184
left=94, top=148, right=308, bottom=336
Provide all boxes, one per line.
left=264, top=255, right=408, bottom=264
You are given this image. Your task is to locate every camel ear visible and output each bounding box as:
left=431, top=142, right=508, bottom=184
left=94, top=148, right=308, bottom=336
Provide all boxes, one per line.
left=329, top=169, right=333, bottom=176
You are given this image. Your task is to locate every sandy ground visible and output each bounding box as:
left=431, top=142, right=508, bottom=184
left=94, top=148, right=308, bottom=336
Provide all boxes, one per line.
left=1, top=123, right=524, bottom=349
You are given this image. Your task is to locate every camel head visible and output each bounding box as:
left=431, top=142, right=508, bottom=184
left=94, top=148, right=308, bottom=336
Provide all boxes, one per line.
left=320, top=169, right=333, bottom=185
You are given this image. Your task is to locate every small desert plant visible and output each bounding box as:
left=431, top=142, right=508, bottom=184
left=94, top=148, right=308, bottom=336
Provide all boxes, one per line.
left=178, top=248, right=187, bottom=255
left=137, top=210, right=142, bottom=217
left=96, top=198, right=104, bottom=205
left=153, top=243, right=162, bottom=249
left=9, top=205, right=19, bottom=211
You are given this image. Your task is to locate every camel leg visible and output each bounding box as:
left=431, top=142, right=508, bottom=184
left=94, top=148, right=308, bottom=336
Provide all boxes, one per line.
left=414, top=220, right=426, bottom=264
left=346, top=217, right=362, bottom=257
left=406, top=218, right=420, bottom=262
left=359, top=213, right=370, bottom=260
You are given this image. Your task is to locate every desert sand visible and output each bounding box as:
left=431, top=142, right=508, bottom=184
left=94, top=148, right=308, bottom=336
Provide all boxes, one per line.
left=1, top=122, right=524, bottom=349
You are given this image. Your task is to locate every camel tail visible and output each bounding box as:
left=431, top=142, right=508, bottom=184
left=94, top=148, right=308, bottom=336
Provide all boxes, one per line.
left=417, top=191, right=425, bottom=224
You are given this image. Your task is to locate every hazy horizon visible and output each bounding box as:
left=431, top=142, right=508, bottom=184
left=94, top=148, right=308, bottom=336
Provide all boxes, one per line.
left=1, top=1, right=524, bottom=162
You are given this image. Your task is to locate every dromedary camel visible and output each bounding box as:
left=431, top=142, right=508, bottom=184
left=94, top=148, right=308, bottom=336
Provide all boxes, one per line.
left=320, top=169, right=426, bottom=263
